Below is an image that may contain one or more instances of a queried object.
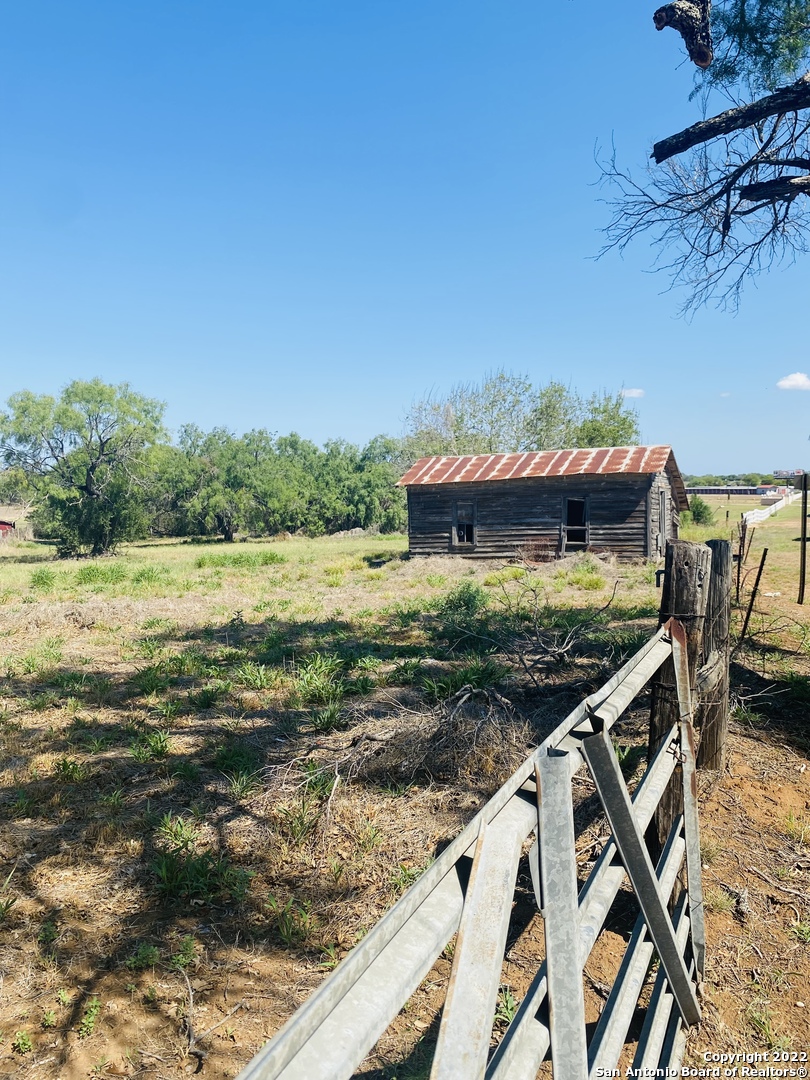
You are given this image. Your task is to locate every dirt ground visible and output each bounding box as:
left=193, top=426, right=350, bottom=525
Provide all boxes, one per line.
left=0, top=505, right=807, bottom=1078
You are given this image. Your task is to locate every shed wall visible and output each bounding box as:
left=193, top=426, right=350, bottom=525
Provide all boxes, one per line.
left=407, top=474, right=655, bottom=559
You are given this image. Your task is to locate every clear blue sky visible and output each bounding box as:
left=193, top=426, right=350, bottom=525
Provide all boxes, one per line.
left=1, top=1, right=807, bottom=474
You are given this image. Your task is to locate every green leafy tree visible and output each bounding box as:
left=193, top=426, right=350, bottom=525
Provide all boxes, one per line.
left=401, top=371, right=640, bottom=461
left=0, top=380, right=165, bottom=555
left=574, top=391, right=642, bottom=448
left=174, top=426, right=263, bottom=542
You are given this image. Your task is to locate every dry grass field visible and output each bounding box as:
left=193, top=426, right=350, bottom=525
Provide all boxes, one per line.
left=0, top=503, right=808, bottom=1078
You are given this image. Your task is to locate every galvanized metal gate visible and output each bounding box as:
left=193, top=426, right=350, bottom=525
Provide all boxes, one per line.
left=236, top=619, right=705, bottom=1080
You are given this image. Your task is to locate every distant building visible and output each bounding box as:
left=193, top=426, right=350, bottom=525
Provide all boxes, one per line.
left=0, top=520, right=15, bottom=537
left=398, top=446, right=688, bottom=560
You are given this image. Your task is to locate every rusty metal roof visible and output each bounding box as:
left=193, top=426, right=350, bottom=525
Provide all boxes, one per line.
left=398, top=446, right=689, bottom=509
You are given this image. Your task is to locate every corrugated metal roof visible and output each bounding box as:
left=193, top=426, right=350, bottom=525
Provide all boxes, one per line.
left=398, top=446, right=689, bottom=509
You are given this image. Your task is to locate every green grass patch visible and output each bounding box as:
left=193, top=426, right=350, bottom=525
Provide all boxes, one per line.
left=195, top=550, right=286, bottom=569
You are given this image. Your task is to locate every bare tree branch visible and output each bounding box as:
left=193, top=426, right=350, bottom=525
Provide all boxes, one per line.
left=652, top=71, right=810, bottom=162
left=599, top=107, right=810, bottom=313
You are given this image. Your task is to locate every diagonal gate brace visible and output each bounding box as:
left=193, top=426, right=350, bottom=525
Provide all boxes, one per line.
left=580, top=723, right=700, bottom=1028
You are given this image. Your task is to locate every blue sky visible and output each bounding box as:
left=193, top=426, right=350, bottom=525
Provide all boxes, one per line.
left=0, top=1, right=807, bottom=474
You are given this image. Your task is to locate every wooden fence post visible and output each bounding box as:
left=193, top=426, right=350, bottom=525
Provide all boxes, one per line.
left=647, top=541, right=712, bottom=859
left=696, top=539, right=732, bottom=773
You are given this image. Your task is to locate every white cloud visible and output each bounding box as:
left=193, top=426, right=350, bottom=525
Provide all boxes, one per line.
left=621, top=388, right=645, bottom=398
left=777, top=372, right=810, bottom=391
left=720, top=392, right=731, bottom=398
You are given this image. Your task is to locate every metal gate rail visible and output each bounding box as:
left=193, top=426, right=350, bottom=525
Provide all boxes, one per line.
left=236, top=619, right=704, bottom=1080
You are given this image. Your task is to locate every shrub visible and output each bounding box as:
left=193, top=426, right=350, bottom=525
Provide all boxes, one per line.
left=434, top=581, right=490, bottom=649
left=687, top=495, right=714, bottom=526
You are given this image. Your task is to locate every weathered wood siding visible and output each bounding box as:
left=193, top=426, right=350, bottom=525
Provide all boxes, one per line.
left=407, top=474, right=656, bottom=559
left=647, top=471, right=681, bottom=558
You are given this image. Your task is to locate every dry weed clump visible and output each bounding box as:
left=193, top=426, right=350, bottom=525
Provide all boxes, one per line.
left=342, top=690, right=534, bottom=794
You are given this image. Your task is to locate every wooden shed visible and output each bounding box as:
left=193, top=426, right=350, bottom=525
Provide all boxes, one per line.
left=398, top=446, right=689, bottom=560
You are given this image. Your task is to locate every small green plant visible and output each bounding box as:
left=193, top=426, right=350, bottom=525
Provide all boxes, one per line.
left=390, top=863, right=422, bottom=892
left=302, top=761, right=335, bottom=798
left=144, top=985, right=158, bottom=1007
left=495, top=985, right=518, bottom=1025
left=356, top=819, right=382, bottom=852
left=214, top=738, right=260, bottom=774
left=568, top=565, right=607, bottom=591
left=745, top=1000, right=787, bottom=1049
left=172, top=760, right=201, bottom=785
left=53, top=757, right=89, bottom=782
left=170, top=935, right=197, bottom=969
left=319, top=943, right=341, bottom=970
left=56, top=988, right=71, bottom=1006
left=276, top=798, right=321, bottom=844
left=226, top=770, right=261, bottom=798
left=100, top=787, right=125, bottom=812
left=266, top=895, right=318, bottom=947
left=189, top=684, right=225, bottom=710
left=131, top=666, right=170, bottom=696
left=133, top=637, right=164, bottom=660
left=614, top=743, right=646, bottom=779
left=42, top=1009, right=57, bottom=1029
left=132, top=565, right=170, bottom=588
left=152, top=849, right=251, bottom=904
left=12, top=1030, right=33, bottom=1054
left=234, top=661, right=277, bottom=690
left=731, top=702, right=767, bottom=728
left=30, top=566, right=57, bottom=592
left=425, top=573, right=447, bottom=587
left=292, top=652, right=346, bottom=706
left=157, top=813, right=198, bottom=852
left=126, top=943, right=160, bottom=971
left=79, top=996, right=101, bottom=1038
left=131, top=728, right=171, bottom=762
left=421, top=657, right=510, bottom=702
left=310, top=700, right=346, bottom=733
left=790, top=921, right=810, bottom=943
left=38, top=919, right=59, bottom=951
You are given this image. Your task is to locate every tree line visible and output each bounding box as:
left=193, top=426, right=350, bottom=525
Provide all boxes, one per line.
left=0, top=375, right=642, bottom=555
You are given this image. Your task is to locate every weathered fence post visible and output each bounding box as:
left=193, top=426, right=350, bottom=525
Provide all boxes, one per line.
left=696, top=539, right=732, bottom=773
left=647, top=541, right=711, bottom=858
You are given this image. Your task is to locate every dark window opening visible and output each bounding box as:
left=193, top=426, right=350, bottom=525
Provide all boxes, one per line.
left=454, top=501, right=476, bottom=546
left=564, top=497, right=588, bottom=550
